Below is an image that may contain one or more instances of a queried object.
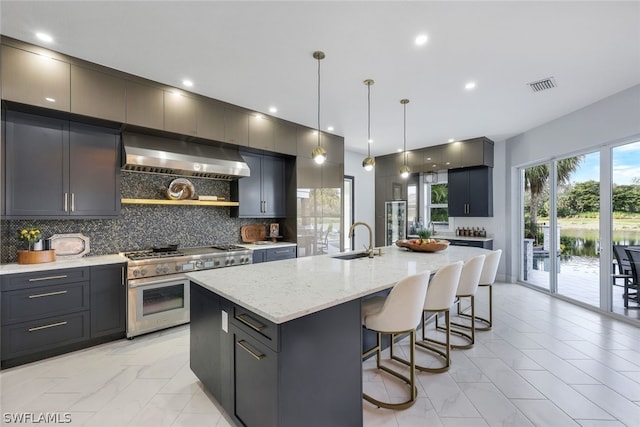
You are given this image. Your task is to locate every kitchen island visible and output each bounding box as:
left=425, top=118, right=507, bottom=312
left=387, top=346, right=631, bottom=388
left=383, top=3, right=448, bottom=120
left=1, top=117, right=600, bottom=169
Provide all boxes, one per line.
left=187, top=245, right=489, bottom=427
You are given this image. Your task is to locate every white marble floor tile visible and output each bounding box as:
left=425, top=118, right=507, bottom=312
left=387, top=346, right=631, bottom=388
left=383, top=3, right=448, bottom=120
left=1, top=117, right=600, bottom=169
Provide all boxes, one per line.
left=458, top=382, right=535, bottom=427
left=419, top=372, right=481, bottom=418
left=468, top=357, right=544, bottom=399
left=575, top=420, right=628, bottom=427
left=440, top=417, right=490, bottom=427
left=572, top=384, right=640, bottom=427
left=512, top=398, right=581, bottom=427
left=563, top=341, right=640, bottom=372
left=478, top=339, right=544, bottom=370
left=520, top=349, right=600, bottom=384
left=568, top=359, right=640, bottom=401
left=516, top=370, right=614, bottom=420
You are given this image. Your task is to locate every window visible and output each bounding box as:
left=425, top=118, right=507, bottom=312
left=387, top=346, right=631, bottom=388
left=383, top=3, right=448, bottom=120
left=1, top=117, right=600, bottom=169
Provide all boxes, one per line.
left=425, top=179, right=449, bottom=230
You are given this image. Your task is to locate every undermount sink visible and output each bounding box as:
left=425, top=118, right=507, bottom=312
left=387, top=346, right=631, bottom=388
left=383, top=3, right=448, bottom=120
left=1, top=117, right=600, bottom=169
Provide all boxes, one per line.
left=332, top=252, right=374, bottom=260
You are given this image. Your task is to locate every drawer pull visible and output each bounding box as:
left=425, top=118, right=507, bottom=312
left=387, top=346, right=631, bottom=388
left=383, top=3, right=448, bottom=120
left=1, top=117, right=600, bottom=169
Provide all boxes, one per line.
left=28, top=290, right=68, bottom=299
left=28, top=321, right=68, bottom=332
left=274, top=250, right=289, bottom=254
left=28, top=275, right=68, bottom=282
left=237, top=340, right=265, bottom=360
left=236, top=313, right=266, bottom=332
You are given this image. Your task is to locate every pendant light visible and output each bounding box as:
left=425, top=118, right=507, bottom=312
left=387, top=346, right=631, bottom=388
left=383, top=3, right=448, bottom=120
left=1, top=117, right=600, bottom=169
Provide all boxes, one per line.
left=399, top=99, right=411, bottom=178
left=362, top=79, right=375, bottom=171
left=311, top=51, right=327, bottom=165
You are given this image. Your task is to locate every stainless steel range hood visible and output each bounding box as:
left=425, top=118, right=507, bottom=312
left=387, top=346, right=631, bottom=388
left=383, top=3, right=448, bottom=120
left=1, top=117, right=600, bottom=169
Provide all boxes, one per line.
left=122, top=132, right=250, bottom=180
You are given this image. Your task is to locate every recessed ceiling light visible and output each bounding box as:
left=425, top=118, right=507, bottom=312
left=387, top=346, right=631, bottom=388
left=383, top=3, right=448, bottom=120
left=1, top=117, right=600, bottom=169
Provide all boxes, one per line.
left=35, top=32, right=53, bottom=43
left=448, top=138, right=455, bottom=143
left=415, top=34, right=428, bottom=46
left=465, top=81, right=476, bottom=90
left=327, top=126, right=334, bottom=132
left=269, top=106, right=277, bottom=113
left=45, top=97, right=56, bottom=103
left=182, top=79, right=193, bottom=88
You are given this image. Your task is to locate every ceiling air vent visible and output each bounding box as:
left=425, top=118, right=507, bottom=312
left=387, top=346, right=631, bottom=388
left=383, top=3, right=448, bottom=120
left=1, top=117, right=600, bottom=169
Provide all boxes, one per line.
left=528, top=77, right=557, bottom=93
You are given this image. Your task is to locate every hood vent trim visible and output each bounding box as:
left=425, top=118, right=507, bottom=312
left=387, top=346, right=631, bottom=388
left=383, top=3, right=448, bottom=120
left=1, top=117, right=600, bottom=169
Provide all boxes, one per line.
left=122, top=132, right=250, bottom=180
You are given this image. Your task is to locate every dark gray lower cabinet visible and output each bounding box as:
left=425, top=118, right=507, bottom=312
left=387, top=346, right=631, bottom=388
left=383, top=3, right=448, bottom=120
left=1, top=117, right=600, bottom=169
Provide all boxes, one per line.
left=1, top=264, right=126, bottom=368
left=190, top=282, right=363, bottom=427
left=252, top=246, right=297, bottom=264
left=448, top=239, right=493, bottom=249
left=90, top=264, right=126, bottom=338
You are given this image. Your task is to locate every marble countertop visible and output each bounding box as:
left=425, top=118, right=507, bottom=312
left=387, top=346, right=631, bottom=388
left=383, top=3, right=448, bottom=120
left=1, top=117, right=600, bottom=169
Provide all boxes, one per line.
left=237, top=241, right=297, bottom=250
left=187, top=245, right=489, bottom=324
left=0, top=254, right=128, bottom=275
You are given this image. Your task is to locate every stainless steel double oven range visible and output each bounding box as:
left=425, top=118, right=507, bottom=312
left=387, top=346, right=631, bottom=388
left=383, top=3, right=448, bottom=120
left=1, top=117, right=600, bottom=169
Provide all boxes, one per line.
left=122, top=245, right=251, bottom=338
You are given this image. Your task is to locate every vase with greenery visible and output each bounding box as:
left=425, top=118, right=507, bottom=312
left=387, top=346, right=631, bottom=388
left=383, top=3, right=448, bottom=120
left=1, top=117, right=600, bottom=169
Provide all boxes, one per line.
left=416, top=228, right=431, bottom=244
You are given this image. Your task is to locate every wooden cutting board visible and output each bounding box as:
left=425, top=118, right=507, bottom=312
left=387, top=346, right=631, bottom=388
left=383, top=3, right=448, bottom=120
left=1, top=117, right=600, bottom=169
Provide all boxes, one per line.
left=241, top=225, right=266, bottom=243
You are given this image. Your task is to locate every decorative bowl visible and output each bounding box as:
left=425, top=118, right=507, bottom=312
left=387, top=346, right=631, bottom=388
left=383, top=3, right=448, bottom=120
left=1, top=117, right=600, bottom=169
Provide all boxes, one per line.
left=396, top=239, right=450, bottom=252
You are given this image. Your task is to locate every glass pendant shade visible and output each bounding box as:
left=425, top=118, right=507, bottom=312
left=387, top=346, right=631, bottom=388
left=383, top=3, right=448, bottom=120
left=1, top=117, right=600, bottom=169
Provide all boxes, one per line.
left=312, top=145, right=327, bottom=164
left=362, top=156, right=375, bottom=171
left=400, top=164, right=411, bottom=178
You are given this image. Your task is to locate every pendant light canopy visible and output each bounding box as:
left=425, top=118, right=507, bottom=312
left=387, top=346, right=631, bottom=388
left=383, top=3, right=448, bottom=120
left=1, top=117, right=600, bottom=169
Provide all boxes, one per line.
left=362, top=79, right=375, bottom=172
left=312, top=51, right=327, bottom=165
left=400, top=99, right=410, bottom=178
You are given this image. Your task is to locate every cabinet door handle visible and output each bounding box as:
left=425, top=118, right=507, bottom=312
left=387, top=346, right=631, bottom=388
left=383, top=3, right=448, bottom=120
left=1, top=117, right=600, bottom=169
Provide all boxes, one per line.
left=71, top=193, right=75, bottom=212
left=28, top=321, right=68, bottom=332
left=28, top=290, right=68, bottom=299
left=121, top=267, right=125, bottom=286
left=236, top=313, right=266, bottom=332
left=64, top=193, right=68, bottom=212
left=237, top=340, right=266, bottom=360
left=28, top=275, right=68, bottom=282
left=263, top=200, right=267, bottom=213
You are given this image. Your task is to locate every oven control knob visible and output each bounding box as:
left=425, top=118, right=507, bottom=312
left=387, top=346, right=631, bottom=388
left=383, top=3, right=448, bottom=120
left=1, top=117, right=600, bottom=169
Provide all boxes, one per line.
left=156, top=265, right=169, bottom=275
left=195, top=260, right=203, bottom=269
left=133, top=269, right=141, bottom=277
left=140, top=268, right=148, bottom=277
left=214, top=260, right=221, bottom=267
left=229, top=258, right=235, bottom=265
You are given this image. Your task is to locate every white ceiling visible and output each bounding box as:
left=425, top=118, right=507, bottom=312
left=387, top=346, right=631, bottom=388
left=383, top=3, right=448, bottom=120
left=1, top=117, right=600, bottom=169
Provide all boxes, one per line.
left=2, top=1, right=639, bottom=157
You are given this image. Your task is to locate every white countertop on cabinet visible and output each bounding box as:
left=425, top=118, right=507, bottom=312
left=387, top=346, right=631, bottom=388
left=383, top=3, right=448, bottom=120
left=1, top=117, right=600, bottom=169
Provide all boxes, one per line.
left=188, top=245, right=489, bottom=324
left=237, top=241, right=297, bottom=250
left=0, top=254, right=128, bottom=275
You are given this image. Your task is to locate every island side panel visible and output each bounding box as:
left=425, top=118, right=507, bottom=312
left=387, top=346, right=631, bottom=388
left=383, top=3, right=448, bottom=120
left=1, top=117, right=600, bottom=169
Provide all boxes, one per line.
left=278, top=298, right=363, bottom=427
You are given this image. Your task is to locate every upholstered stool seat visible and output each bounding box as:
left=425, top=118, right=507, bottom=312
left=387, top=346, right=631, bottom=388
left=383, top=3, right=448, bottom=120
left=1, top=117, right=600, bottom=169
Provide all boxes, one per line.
left=362, top=271, right=430, bottom=410
left=444, top=255, right=486, bottom=349
left=458, top=250, right=502, bottom=331
left=393, top=261, right=463, bottom=373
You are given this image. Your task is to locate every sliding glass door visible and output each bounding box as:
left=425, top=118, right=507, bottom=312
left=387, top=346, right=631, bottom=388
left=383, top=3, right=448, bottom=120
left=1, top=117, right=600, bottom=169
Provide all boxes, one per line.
left=522, top=163, right=551, bottom=290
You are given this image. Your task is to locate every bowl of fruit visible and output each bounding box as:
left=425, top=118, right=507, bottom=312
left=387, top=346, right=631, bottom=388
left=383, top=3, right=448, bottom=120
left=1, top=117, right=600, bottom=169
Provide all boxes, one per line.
left=396, top=228, right=449, bottom=252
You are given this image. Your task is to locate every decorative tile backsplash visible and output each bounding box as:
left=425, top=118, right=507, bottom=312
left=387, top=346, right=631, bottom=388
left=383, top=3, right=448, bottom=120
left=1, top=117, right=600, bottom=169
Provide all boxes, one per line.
left=1, top=172, right=277, bottom=263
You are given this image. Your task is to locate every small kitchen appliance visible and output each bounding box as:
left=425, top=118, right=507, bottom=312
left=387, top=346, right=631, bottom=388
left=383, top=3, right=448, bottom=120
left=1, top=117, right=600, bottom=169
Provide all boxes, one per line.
left=122, top=244, right=251, bottom=338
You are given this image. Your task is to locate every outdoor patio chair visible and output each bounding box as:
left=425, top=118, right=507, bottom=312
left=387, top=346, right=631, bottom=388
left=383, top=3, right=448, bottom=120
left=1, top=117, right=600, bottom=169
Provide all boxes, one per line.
left=622, top=248, right=640, bottom=309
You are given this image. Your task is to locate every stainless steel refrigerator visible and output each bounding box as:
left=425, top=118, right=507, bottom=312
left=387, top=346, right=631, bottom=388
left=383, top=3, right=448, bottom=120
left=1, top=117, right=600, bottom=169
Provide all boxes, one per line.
left=385, top=200, right=407, bottom=245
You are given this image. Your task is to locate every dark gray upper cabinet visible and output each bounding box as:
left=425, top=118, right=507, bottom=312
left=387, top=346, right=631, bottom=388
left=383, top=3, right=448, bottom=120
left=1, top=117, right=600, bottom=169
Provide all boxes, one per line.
left=448, top=166, right=493, bottom=217
left=232, top=152, right=285, bottom=218
left=164, top=91, right=197, bottom=135
left=70, top=65, right=126, bottom=122
left=4, top=111, right=120, bottom=219
left=443, top=137, right=494, bottom=169
left=1, top=45, right=71, bottom=112
left=248, top=114, right=275, bottom=151
left=224, top=107, right=249, bottom=146
left=125, top=80, right=164, bottom=130
left=273, top=121, right=297, bottom=156
left=196, top=98, right=225, bottom=141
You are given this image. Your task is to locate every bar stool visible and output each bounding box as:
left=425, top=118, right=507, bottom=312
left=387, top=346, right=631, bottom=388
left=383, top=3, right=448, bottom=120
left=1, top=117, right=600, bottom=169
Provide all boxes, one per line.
left=444, top=255, right=486, bottom=349
left=394, top=261, right=462, bottom=373
left=362, top=271, right=430, bottom=410
left=458, top=250, right=502, bottom=331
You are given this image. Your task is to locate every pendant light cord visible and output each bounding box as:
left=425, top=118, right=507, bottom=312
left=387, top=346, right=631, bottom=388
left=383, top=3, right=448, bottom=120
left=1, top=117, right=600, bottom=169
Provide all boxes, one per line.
left=317, top=55, right=321, bottom=147
left=367, top=83, right=371, bottom=157
left=403, top=101, right=407, bottom=165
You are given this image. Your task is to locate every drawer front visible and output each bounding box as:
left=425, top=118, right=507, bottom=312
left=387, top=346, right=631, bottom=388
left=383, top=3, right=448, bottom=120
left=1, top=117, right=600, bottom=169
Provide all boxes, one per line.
left=265, top=246, right=296, bottom=262
left=1, top=311, right=90, bottom=360
left=232, top=305, right=279, bottom=352
left=448, top=239, right=484, bottom=248
left=1, top=267, right=90, bottom=291
left=2, top=281, right=90, bottom=325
